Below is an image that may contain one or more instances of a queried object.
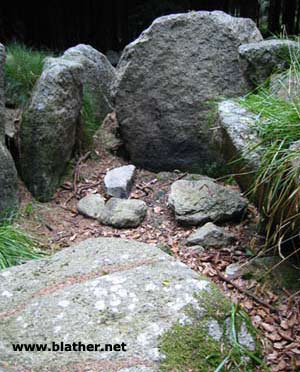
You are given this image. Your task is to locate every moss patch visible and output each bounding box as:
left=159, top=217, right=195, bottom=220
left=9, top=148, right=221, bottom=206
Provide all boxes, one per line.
left=159, top=285, right=263, bottom=372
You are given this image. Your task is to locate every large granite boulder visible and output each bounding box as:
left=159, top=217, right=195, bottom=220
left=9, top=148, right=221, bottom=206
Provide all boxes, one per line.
left=0, top=44, right=19, bottom=219
left=63, top=44, right=115, bottom=123
left=239, top=39, right=300, bottom=87
left=114, top=10, right=262, bottom=173
left=0, top=237, right=257, bottom=372
left=0, top=44, right=5, bottom=142
left=19, top=57, right=83, bottom=202
left=168, top=178, right=247, bottom=225
left=0, top=142, right=19, bottom=219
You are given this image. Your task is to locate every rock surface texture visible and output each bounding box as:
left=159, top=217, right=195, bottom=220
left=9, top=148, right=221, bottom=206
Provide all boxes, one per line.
left=93, top=112, right=123, bottom=154
left=0, top=237, right=257, bottom=372
left=114, top=10, right=262, bottom=172
left=186, top=222, right=236, bottom=248
left=0, top=142, right=19, bottom=218
left=20, top=57, right=83, bottom=202
left=168, top=178, right=247, bottom=225
left=0, top=44, right=19, bottom=218
left=77, top=193, right=105, bottom=219
left=98, top=198, right=147, bottom=228
left=63, top=44, right=115, bottom=123
left=215, top=99, right=261, bottom=193
left=104, top=165, right=136, bottom=198
left=239, top=39, right=300, bottom=86
left=0, top=44, right=5, bottom=142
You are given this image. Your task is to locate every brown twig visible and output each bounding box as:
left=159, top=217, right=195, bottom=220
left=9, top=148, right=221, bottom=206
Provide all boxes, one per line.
left=73, top=151, right=91, bottom=195
left=216, top=269, right=279, bottom=316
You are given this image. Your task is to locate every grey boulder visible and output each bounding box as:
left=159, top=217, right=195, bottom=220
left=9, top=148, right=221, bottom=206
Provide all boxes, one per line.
left=186, top=222, right=236, bottom=248
left=0, top=142, right=19, bottom=219
left=214, top=99, right=261, bottom=193
left=77, top=193, right=105, bottom=219
left=114, top=10, right=262, bottom=172
left=104, top=164, right=136, bottom=198
left=63, top=44, right=116, bottom=123
left=98, top=197, right=147, bottom=228
left=19, top=57, right=83, bottom=202
left=0, top=43, right=5, bottom=142
left=168, top=179, right=247, bottom=225
left=0, top=237, right=257, bottom=372
left=239, top=39, right=300, bottom=86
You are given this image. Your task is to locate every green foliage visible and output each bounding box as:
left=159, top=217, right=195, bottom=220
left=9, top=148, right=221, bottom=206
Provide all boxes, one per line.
left=4, top=42, right=52, bottom=108
left=239, top=47, right=300, bottom=251
left=0, top=222, right=46, bottom=269
left=80, top=88, right=101, bottom=149
left=159, top=287, right=265, bottom=372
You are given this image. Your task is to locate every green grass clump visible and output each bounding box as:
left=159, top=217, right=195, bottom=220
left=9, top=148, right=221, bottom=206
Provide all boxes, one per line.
left=0, top=223, right=46, bottom=269
left=4, top=42, right=52, bottom=108
left=80, top=88, right=102, bottom=149
left=240, top=57, right=300, bottom=251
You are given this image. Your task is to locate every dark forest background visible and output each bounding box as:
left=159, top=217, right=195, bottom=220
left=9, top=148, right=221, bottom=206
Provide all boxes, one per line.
left=0, top=0, right=299, bottom=53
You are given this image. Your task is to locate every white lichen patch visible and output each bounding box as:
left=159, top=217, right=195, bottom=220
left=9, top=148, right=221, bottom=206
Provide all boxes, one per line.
left=1, top=271, right=11, bottom=277
left=128, top=303, right=136, bottom=311
left=145, top=283, right=158, bottom=291
left=94, top=287, right=108, bottom=297
left=207, top=319, right=223, bottom=341
left=56, top=313, right=65, bottom=320
left=94, top=300, right=106, bottom=310
left=58, top=300, right=70, bottom=308
left=110, top=298, right=121, bottom=307
left=1, top=290, right=12, bottom=298
left=54, top=326, right=62, bottom=334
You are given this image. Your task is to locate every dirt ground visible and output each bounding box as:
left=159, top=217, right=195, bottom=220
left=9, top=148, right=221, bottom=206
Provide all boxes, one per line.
left=15, top=148, right=300, bottom=372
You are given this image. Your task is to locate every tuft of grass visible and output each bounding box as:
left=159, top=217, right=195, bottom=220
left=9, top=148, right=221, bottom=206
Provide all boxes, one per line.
left=239, top=41, right=300, bottom=252
left=0, top=223, right=46, bottom=269
left=4, top=42, right=52, bottom=108
left=80, top=88, right=102, bottom=150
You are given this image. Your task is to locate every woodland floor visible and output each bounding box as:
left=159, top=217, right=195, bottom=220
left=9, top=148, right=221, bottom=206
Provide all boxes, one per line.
left=14, top=148, right=300, bottom=372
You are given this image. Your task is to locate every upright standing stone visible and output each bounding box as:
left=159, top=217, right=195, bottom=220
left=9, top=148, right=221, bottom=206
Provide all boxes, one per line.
left=0, top=43, right=5, bottom=142
left=63, top=44, right=116, bottom=123
left=0, top=44, right=19, bottom=218
left=20, top=57, right=83, bottom=201
left=114, top=11, right=262, bottom=172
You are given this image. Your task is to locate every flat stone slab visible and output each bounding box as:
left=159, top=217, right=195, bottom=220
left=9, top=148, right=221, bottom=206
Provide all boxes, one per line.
left=168, top=179, right=247, bottom=225
left=0, top=237, right=256, bottom=372
left=77, top=193, right=105, bottom=219
left=98, top=197, right=147, bottom=228
left=186, top=222, right=236, bottom=248
left=104, top=165, right=136, bottom=199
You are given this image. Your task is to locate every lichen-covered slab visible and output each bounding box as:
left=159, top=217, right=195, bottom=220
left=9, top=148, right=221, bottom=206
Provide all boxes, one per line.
left=0, top=237, right=256, bottom=372
left=168, top=178, right=247, bottom=225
